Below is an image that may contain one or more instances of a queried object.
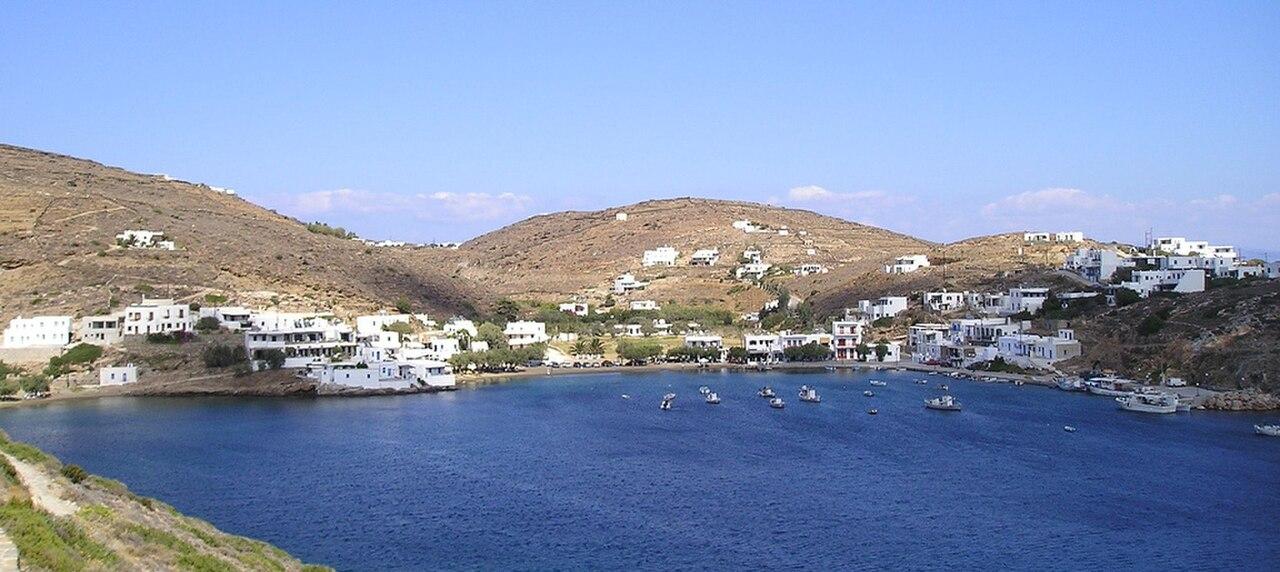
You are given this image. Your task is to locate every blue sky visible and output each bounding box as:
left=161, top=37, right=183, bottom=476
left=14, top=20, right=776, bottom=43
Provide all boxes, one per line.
left=3, top=2, right=1278, bottom=254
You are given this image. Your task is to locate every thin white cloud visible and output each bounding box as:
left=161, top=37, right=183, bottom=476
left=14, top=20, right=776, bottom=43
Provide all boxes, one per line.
left=784, top=185, right=914, bottom=208
left=980, top=188, right=1132, bottom=219
left=274, top=188, right=534, bottom=222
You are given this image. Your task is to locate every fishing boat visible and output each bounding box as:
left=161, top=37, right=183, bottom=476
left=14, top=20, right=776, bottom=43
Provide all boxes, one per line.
left=1254, top=424, right=1280, bottom=437
left=863, top=390, right=875, bottom=397
left=869, top=380, right=887, bottom=387
left=758, top=387, right=776, bottom=398
left=799, top=387, right=821, bottom=403
left=925, top=395, right=961, bottom=411
left=705, top=392, right=721, bottom=405
left=1115, top=392, right=1177, bottom=414
left=769, top=397, right=785, bottom=409
left=1086, top=377, right=1134, bottom=397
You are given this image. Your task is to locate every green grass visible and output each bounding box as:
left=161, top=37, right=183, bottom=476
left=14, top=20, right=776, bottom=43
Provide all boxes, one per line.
left=177, top=552, right=237, bottom=572
left=0, top=499, right=119, bottom=570
left=0, top=440, right=54, bottom=465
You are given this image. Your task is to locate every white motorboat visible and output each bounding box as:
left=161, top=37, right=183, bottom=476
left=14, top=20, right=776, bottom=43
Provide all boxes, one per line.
left=1086, top=377, right=1135, bottom=397
left=758, top=387, right=776, bottom=398
left=769, top=397, right=785, bottom=409
left=705, top=392, right=721, bottom=405
left=925, top=395, right=962, bottom=411
left=799, top=387, right=821, bottom=403
left=915, top=379, right=929, bottom=385
left=699, top=386, right=711, bottom=396
left=660, top=397, right=674, bottom=411
left=1116, top=392, right=1177, bottom=414
left=621, top=394, right=630, bottom=399
left=869, top=380, right=887, bottom=387
left=863, top=390, right=875, bottom=397
left=867, top=408, right=878, bottom=415
left=1055, top=377, right=1086, bottom=392
left=1255, top=424, right=1280, bottom=437
left=1064, top=425, right=1078, bottom=433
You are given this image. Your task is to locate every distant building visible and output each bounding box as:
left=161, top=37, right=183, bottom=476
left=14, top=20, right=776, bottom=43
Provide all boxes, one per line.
left=1002, top=288, right=1050, bottom=316
left=122, top=298, right=192, bottom=336
left=923, top=291, right=967, bottom=312
left=684, top=333, right=723, bottom=349
left=831, top=320, right=865, bottom=360
left=613, top=273, right=648, bottom=294
left=856, top=297, right=908, bottom=321
left=2, top=316, right=72, bottom=348
left=642, top=246, right=679, bottom=267
left=197, top=307, right=254, bottom=331
left=615, top=212, right=629, bottom=221
left=444, top=318, right=478, bottom=338
left=735, top=262, right=772, bottom=281
left=885, top=254, right=930, bottom=274
left=504, top=321, right=549, bottom=348
left=558, top=302, right=590, bottom=317
left=629, top=300, right=660, bottom=311
left=80, top=314, right=124, bottom=345
left=1064, top=248, right=1135, bottom=283
left=1024, top=231, right=1083, bottom=243
left=99, top=364, right=138, bottom=386
left=244, top=315, right=356, bottom=369
left=690, top=248, right=720, bottom=266
left=793, top=263, right=827, bottom=276
left=1118, top=269, right=1206, bottom=297
left=116, top=229, right=175, bottom=250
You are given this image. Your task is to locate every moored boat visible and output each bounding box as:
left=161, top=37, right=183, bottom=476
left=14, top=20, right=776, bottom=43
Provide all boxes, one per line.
left=1055, top=377, right=1086, bottom=392
left=1255, top=424, right=1280, bottom=437
left=705, top=392, right=721, bottom=405
left=1064, top=425, right=1078, bottom=433
left=867, top=408, right=878, bottom=415
left=699, top=386, right=711, bottom=396
left=1086, top=377, right=1135, bottom=397
left=769, top=397, right=785, bottom=409
left=925, top=395, right=961, bottom=411
left=869, top=380, right=887, bottom=387
left=799, top=387, right=821, bottom=403
left=1116, top=392, right=1177, bottom=414
left=758, top=386, right=776, bottom=398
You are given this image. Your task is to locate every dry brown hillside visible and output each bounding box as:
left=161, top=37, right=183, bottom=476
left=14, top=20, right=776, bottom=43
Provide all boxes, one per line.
left=443, top=197, right=934, bottom=311
left=0, top=144, right=485, bottom=324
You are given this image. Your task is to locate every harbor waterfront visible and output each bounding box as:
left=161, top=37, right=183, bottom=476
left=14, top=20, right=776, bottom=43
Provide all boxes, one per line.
left=1, top=369, right=1278, bottom=571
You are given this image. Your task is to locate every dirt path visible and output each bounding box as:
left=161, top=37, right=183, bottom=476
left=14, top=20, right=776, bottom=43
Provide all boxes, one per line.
left=0, top=530, right=17, bottom=572
left=1, top=453, right=77, bottom=517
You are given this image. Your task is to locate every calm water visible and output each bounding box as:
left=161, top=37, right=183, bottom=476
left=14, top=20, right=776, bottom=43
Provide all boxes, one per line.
left=1, top=370, right=1278, bottom=571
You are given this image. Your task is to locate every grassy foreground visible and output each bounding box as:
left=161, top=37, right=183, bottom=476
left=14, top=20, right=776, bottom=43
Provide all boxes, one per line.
left=0, top=431, right=330, bottom=571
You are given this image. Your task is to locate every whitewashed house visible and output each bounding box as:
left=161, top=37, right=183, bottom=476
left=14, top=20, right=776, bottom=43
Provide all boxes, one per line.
left=856, top=297, right=908, bottom=321
left=116, top=230, right=175, bottom=250
left=1119, top=269, right=1206, bottom=297
left=80, top=314, right=124, bottom=345
left=615, top=212, right=629, bottom=221
left=2, top=316, right=72, bottom=348
left=733, top=220, right=763, bottom=233
left=923, top=291, right=967, bottom=312
left=99, top=364, right=138, bottom=386
left=741, top=247, right=763, bottom=264
left=244, top=316, right=356, bottom=369
left=122, top=298, right=192, bottom=336
left=684, top=333, right=723, bottom=349
left=444, top=318, right=478, bottom=338
left=885, top=255, right=930, bottom=274
left=1023, top=232, right=1052, bottom=242
left=690, top=249, right=721, bottom=266
left=996, top=329, right=1082, bottom=366
left=504, top=321, right=549, bottom=348
left=1053, top=231, right=1084, bottom=242
left=558, top=302, right=590, bottom=317
left=1001, top=288, right=1050, bottom=316
left=793, top=263, right=827, bottom=276
left=779, top=332, right=832, bottom=354
left=743, top=334, right=782, bottom=362
left=642, top=246, right=679, bottom=267
left=1064, top=248, right=1135, bottom=283
left=197, top=307, right=254, bottom=331
left=613, top=273, right=649, bottom=294
left=964, top=292, right=1006, bottom=316
left=355, top=313, right=413, bottom=336
left=735, top=262, right=772, bottom=281
left=629, top=300, right=660, bottom=311
left=652, top=319, right=672, bottom=335
left=614, top=323, right=644, bottom=337
left=831, top=320, right=865, bottom=360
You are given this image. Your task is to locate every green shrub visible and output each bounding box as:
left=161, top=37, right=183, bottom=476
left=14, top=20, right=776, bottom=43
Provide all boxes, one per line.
left=261, top=349, right=286, bottom=370
left=47, top=343, right=103, bottom=378
left=394, top=297, right=412, bottom=314
left=0, top=500, right=118, bottom=570
left=203, top=293, right=228, bottom=304
left=1113, top=287, right=1141, bottom=307
left=195, top=316, right=222, bottom=333
left=1137, top=314, right=1165, bottom=336
left=202, top=344, right=246, bottom=368
left=305, top=222, right=356, bottom=239
left=60, top=464, right=89, bottom=484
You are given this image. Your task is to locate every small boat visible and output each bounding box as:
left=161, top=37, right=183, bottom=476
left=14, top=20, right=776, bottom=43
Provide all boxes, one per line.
left=1115, top=392, right=1177, bottom=414
left=869, top=380, right=887, bottom=387
left=660, top=397, right=674, bottom=411
left=799, top=387, right=821, bottom=403
left=867, top=408, right=878, bottom=415
left=621, top=394, right=630, bottom=399
left=915, top=379, right=929, bottom=385
left=758, top=387, right=776, bottom=398
left=937, top=384, right=949, bottom=391
left=1064, top=425, right=1078, bottom=433
left=769, top=397, right=786, bottom=409
left=699, top=386, right=711, bottom=395
left=863, top=390, right=875, bottom=397
left=1014, top=380, right=1025, bottom=387
left=925, top=395, right=962, bottom=411
left=1176, top=399, right=1193, bottom=412
left=1086, top=377, right=1134, bottom=397
left=1255, top=424, right=1280, bottom=437
left=1055, top=377, right=1086, bottom=392
left=705, top=392, right=721, bottom=405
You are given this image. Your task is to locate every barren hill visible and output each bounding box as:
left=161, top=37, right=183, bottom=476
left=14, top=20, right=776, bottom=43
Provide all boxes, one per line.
left=444, top=197, right=934, bottom=311
left=0, top=144, right=484, bottom=324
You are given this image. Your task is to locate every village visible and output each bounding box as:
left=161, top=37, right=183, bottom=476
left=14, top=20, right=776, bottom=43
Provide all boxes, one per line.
left=2, top=218, right=1278, bottom=405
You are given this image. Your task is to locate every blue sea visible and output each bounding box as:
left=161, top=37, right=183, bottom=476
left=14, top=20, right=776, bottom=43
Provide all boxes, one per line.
left=1, top=369, right=1278, bottom=571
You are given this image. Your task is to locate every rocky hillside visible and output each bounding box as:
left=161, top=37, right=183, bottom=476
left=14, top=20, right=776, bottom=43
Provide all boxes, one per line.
left=0, top=431, right=328, bottom=570
left=0, top=144, right=485, bottom=325
left=441, top=197, right=934, bottom=312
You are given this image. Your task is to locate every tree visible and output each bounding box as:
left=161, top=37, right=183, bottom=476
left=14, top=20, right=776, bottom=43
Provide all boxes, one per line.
left=783, top=342, right=831, bottom=362
left=195, top=316, right=222, bottom=333
left=61, top=464, right=89, bottom=484
left=202, top=344, right=246, bottom=368
left=19, top=374, right=50, bottom=394
left=571, top=340, right=588, bottom=356
left=726, top=346, right=748, bottom=364
left=395, top=297, right=413, bottom=314
left=476, top=322, right=507, bottom=349
left=855, top=342, right=870, bottom=362
left=588, top=338, right=605, bottom=355
left=1114, top=287, right=1141, bottom=307
left=1137, top=314, right=1165, bottom=336
left=874, top=341, right=889, bottom=362
left=493, top=299, right=520, bottom=322
left=616, top=339, right=663, bottom=364
left=261, top=349, right=287, bottom=370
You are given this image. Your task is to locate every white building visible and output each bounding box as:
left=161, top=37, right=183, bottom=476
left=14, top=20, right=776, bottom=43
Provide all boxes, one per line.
left=856, top=297, right=908, bottom=321
left=733, top=220, right=763, bottom=233
left=1002, top=288, right=1050, bottom=316
left=1024, top=231, right=1082, bottom=242
left=684, top=334, right=723, bottom=349
left=741, top=247, right=763, bottom=264
left=779, top=332, right=832, bottom=354
left=690, top=249, right=721, bottom=266
left=1054, top=231, right=1084, bottom=242
left=735, top=262, right=772, bottom=281
left=1119, top=269, right=1206, bottom=297
left=444, top=318, right=478, bottom=338
left=964, top=292, right=1005, bottom=316
left=80, top=314, right=124, bottom=345
left=629, top=300, right=660, bottom=311
left=831, top=320, right=865, bottom=361
left=613, top=273, right=649, bottom=294
left=614, top=323, right=644, bottom=337
left=923, top=291, right=967, bottom=312
left=355, top=313, right=413, bottom=336
left=197, top=307, right=254, bottom=331
left=99, top=364, right=138, bottom=386
left=885, top=255, right=930, bottom=274
left=1064, top=248, right=1135, bottom=283
left=743, top=334, right=782, bottom=362
left=504, top=321, right=549, bottom=348
left=794, top=263, right=827, bottom=277
left=116, top=229, right=175, bottom=250
left=244, top=316, right=356, bottom=369
left=996, top=329, right=1083, bottom=366
left=122, top=298, right=192, bottom=336
left=642, top=246, right=679, bottom=267
left=558, top=302, right=589, bottom=317
left=2, top=316, right=72, bottom=348
left=615, top=212, right=629, bottom=221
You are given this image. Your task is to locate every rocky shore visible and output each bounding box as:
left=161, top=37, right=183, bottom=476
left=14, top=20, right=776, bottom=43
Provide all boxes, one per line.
left=1198, top=389, right=1280, bottom=411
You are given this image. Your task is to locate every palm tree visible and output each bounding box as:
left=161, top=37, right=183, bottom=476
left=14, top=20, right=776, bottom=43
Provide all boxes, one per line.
left=571, top=339, right=588, bottom=356
left=588, top=337, right=605, bottom=355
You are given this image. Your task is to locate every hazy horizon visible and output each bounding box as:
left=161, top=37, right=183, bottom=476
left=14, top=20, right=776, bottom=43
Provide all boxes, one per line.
left=3, top=3, right=1277, bottom=253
